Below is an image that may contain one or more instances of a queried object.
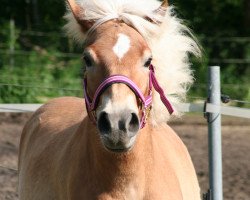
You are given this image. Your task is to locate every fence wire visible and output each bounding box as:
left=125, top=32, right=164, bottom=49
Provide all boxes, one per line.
left=0, top=83, right=81, bottom=92
left=0, top=165, right=18, bottom=172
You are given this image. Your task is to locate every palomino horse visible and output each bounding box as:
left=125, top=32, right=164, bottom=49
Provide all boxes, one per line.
left=18, top=0, right=201, bottom=199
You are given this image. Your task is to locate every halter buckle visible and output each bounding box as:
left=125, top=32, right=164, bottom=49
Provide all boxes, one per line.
left=140, top=105, right=152, bottom=128
left=144, top=106, right=152, bottom=121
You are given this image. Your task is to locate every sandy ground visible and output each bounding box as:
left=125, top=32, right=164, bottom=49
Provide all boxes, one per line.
left=0, top=113, right=249, bottom=200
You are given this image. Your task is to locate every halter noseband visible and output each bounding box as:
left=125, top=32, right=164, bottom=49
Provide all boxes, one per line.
left=83, top=65, right=174, bottom=128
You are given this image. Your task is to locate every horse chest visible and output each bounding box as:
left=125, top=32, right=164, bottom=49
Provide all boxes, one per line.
left=94, top=185, right=142, bottom=200
left=93, top=180, right=144, bottom=200
left=69, top=185, right=143, bottom=200
left=74, top=177, right=181, bottom=200
left=123, top=182, right=144, bottom=200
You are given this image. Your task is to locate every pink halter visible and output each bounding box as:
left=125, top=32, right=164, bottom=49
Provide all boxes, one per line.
left=83, top=65, right=174, bottom=128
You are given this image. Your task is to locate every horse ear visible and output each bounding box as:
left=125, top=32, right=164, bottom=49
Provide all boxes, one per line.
left=145, top=0, right=168, bottom=23
left=160, top=0, right=168, bottom=8
left=66, top=0, right=93, bottom=31
left=155, top=0, right=168, bottom=16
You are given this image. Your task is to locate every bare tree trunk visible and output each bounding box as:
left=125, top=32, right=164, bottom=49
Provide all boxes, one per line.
left=243, top=0, right=250, bottom=70
left=244, top=0, right=250, bottom=34
left=32, top=0, right=40, bottom=28
left=25, top=0, right=31, bottom=30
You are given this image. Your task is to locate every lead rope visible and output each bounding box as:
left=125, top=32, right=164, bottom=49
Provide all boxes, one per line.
left=149, top=65, right=174, bottom=114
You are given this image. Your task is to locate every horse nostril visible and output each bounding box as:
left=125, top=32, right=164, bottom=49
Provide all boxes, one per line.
left=128, top=113, right=140, bottom=133
left=118, top=120, right=126, bottom=132
left=98, top=112, right=111, bottom=134
left=98, top=111, right=139, bottom=136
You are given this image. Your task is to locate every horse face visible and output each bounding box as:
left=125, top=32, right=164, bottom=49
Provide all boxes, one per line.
left=83, top=21, right=152, bottom=152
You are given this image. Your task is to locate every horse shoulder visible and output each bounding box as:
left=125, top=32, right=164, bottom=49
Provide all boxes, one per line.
left=18, top=97, right=87, bottom=200
left=150, top=124, right=201, bottom=200
left=19, top=97, right=86, bottom=158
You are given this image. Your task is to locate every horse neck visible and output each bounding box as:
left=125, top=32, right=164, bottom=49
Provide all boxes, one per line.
left=78, top=119, right=153, bottom=185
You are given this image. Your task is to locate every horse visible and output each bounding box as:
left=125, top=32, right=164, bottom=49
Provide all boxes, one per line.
left=18, top=0, right=201, bottom=199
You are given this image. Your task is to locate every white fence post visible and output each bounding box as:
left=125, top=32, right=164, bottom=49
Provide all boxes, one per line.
left=207, top=66, right=223, bottom=200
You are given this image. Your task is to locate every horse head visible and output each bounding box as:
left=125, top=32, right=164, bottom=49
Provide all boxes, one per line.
left=64, top=0, right=200, bottom=153
left=65, top=0, right=170, bottom=152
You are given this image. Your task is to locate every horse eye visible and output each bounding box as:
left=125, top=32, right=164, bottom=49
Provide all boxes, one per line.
left=83, top=55, right=93, bottom=68
left=144, top=58, right=152, bottom=68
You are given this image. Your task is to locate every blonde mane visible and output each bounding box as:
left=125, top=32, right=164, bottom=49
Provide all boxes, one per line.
left=64, top=0, right=201, bottom=125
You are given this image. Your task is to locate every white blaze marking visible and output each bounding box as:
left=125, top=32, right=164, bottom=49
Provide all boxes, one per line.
left=113, top=33, right=131, bottom=60
left=96, top=95, right=138, bottom=119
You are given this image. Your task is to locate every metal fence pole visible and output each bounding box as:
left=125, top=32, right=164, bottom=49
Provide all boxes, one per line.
left=207, top=66, right=223, bottom=200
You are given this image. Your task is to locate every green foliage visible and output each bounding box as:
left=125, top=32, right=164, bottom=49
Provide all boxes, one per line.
left=0, top=50, right=82, bottom=103
left=170, top=0, right=250, bottom=105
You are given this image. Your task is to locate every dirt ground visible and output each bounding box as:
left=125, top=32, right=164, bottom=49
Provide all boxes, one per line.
left=0, top=113, right=249, bottom=200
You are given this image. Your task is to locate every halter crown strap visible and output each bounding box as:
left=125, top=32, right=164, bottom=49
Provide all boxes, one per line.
left=86, top=14, right=120, bottom=37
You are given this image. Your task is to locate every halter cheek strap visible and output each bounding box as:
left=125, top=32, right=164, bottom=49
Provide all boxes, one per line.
left=83, top=65, right=174, bottom=128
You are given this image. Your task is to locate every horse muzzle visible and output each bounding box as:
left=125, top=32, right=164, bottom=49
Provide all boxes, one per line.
left=97, top=110, right=139, bottom=152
